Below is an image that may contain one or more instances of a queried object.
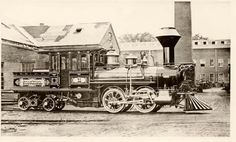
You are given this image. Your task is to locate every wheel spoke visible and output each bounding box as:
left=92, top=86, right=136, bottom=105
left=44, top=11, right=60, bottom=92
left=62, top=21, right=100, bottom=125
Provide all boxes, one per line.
left=112, top=92, right=117, bottom=98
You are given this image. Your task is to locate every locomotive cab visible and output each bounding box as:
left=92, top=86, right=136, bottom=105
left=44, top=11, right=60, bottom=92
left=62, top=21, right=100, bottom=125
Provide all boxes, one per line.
left=40, top=48, right=110, bottom=89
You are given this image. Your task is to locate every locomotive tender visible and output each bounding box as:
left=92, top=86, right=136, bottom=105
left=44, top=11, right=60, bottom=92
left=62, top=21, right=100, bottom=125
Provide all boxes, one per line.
left=13, top=27, right=212, bottom=113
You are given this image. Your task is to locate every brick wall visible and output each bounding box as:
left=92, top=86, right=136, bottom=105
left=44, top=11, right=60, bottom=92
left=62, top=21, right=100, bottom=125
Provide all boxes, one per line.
left=1, top=43, right=49, bottom=90
left=193, top=48, right=230, bottom=83
left=1, top=44, right=38, bottom=62
left=2, top=62, right=22, bottom=90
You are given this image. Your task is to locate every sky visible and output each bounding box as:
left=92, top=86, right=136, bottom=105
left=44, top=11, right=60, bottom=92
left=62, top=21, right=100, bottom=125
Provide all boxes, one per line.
left=0, top=0, right=231, bottom=39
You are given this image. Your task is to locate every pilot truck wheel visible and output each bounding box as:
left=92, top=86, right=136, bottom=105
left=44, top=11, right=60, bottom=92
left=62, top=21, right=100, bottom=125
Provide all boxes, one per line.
left=102, top=87, right=126, bottom=113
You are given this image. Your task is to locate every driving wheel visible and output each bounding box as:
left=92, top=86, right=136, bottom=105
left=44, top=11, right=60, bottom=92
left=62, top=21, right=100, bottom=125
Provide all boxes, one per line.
left=134, top=87, right=157, bottom=113
left=102, top=88, right=126, bottom=113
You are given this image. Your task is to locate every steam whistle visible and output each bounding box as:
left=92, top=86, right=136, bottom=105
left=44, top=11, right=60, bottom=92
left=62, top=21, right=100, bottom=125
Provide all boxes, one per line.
left=156, top=27, right=181, bottom=65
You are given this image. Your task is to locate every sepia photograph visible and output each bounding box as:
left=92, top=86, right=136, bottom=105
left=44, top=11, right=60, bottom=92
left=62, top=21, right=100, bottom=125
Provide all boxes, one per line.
left=0, top=0, right=231, bottom=138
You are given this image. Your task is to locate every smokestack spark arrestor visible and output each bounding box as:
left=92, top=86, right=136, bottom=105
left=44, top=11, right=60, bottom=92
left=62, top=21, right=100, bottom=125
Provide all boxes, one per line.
left=156, top=27, right=181, bottom=65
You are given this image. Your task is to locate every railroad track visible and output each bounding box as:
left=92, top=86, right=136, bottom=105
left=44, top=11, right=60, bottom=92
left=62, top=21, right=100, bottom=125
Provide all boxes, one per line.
left=1, top=119, right=108, bottom=124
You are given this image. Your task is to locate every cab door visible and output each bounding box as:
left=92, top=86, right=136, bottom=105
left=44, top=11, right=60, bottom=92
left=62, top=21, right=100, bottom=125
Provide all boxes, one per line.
left=60, top=53, right=70, bottom=88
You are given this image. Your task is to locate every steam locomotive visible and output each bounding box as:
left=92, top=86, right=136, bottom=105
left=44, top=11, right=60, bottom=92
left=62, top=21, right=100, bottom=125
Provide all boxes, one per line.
left=13, top=27, right=212, bottom=113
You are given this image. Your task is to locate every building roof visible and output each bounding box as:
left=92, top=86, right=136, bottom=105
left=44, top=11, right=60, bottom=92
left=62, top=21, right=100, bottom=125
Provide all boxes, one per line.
left=22, top=22, right=111, bottom=47
left=1, top=22, right=37, bottom=46
left=119, top=41, right=163, bottom=51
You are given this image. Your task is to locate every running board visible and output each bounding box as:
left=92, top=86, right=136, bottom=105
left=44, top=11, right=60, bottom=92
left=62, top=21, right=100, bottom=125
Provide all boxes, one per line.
left=184, top=94, right=212, bottom=111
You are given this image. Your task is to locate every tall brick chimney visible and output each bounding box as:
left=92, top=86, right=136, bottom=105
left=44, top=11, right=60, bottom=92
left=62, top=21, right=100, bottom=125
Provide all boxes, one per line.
left=174, top=1, right=193, bottom=64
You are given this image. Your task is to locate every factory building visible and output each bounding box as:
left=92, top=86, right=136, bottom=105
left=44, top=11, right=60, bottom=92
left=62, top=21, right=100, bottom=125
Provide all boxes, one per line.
left=119, top=38, right=230, bottom=85
left=192, top=39, right=230, bottom=84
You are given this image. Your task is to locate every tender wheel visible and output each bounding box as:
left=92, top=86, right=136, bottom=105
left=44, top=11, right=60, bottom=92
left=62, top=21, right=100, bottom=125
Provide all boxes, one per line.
left=134, top=87, right=157, bottom=113
left=55, top=101, right=65, bottom=111
left=102, top=88, right=126, bottom=113
left=42, top=96, right=55, bottom=112
left=18, top=96, right=30, bottom=111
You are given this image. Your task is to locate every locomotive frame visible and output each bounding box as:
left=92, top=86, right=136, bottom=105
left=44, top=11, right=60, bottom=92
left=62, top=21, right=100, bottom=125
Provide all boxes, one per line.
left=13, top=27, right=212, bottom=113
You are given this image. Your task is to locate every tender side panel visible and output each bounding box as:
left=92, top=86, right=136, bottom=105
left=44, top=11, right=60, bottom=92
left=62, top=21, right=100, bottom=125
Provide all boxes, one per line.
left=13, top=72, right=50, bottom=88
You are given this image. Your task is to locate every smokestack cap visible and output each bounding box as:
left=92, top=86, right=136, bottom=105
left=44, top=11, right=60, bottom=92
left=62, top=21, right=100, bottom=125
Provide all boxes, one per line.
left=156, top=27, right=181, bottom=48
left=157, top=27, right=181, bottom=37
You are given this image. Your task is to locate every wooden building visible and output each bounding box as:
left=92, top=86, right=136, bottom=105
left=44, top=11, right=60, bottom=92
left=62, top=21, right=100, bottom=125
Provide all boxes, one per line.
left=1, top=22, right=120, bottom=90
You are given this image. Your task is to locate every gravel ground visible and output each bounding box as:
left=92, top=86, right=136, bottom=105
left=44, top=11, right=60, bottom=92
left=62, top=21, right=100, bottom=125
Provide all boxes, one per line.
left=1, top=88, right=230, bottom=136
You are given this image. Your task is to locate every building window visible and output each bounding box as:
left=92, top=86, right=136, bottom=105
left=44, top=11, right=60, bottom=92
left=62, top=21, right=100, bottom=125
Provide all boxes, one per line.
left=194, top=42, right=198, bottom=45
left=209, top=74, right=214, bottom=82
left=221, top=41, right=225, bottom=44
left=200, top=59, right=206, bottom=67
left=212, top=41, right=215, bottom=44
left=218, top=59, right=224, bottom=67
left=210, top=59, right=214, bottom=67
left=200, top=74, right=206, bottom=82
left=218, top=73, right=224, bottom=82
left=22, top=62, right=34, bottom=72
left=203, top=41, right=207, bottom=45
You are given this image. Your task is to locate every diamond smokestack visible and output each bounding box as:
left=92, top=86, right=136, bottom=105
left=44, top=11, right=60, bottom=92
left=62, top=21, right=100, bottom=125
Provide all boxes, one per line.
left=156, top=27, right=181, bottom=65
